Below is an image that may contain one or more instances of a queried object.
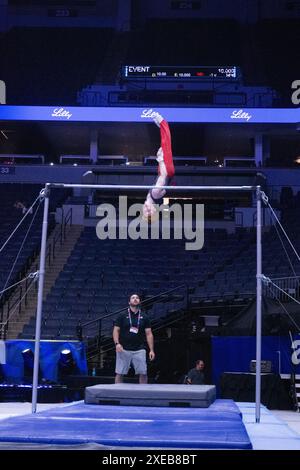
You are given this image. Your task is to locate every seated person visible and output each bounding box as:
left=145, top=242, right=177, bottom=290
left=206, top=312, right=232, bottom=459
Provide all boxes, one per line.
left=185, top=359, right=205, bottom=385
left=14, top=200, right=24, bottom=211
left=13, top=200, right=32, bottom=215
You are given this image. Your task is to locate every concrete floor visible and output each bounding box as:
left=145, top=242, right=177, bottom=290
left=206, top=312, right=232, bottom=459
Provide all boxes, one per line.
left=271, top=409, right=300, bottom=435
left=238, top=403, right=300, bottom=450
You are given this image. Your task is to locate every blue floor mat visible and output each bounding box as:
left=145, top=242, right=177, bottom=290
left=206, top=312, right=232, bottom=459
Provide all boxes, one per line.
left=0, top=400, right=252, bottom=449
left=37, top=399, right=242, bottom=421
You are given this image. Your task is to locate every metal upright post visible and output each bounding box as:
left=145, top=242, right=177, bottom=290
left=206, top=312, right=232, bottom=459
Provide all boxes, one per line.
left=255, top=186, right=262, bottom=423
left=30, top=182, right=257, bottom=414
left=32, top=185, right=50, bottom=413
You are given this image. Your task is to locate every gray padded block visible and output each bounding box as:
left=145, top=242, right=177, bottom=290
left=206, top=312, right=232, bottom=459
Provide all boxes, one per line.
left=85, top=383, right=216, bottom=407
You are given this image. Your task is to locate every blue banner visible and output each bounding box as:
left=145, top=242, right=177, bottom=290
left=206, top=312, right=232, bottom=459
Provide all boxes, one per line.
left=0, top=105, right=299, bottom=123
left=1, top=340, right=87, bottom=383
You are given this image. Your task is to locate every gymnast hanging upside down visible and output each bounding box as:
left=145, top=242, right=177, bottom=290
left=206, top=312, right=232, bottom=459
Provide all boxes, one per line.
left=143, top=112, right=175, bottom=221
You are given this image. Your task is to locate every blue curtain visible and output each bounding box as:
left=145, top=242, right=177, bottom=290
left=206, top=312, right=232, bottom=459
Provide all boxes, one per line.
left=212, top=335, right=300, bottom=396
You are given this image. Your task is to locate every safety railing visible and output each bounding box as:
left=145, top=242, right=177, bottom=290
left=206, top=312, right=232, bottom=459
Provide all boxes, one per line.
left=79, top=284, right=189, bottom=368
left=264, top=276, right=300, bottom=302
left=0, top=207, right=72, bottom=339
left=0, top=154, right=44, bottom=164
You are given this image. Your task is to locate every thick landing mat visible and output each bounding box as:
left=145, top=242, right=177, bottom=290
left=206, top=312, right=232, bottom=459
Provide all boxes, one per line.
left=0, top=400, right=252, bottom=449
left=85, top=383, right=216, bottom=407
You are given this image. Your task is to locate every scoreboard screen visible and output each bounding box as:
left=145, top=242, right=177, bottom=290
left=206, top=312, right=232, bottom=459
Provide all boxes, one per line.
left=122, top=65, right=239, bottom=80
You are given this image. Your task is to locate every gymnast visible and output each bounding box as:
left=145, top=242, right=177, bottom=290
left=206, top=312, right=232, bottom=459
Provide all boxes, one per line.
left=142, top=112, right=175, bottom=221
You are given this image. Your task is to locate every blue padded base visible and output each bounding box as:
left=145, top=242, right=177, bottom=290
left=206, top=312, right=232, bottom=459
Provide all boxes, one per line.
left=0, top=400, right=252, bottom=449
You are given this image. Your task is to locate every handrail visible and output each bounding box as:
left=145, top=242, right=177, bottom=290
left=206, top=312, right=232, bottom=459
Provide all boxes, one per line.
left=191, top=291, right=255, bottom=301
left=51, top=226, right=63, bottom=261
left=0, top=154, right=44, bottom=164
left=63, top=207, right=73, bottom=240
left=264, top=276, right=300, bottom=302
left=0, top=206, right=73, bottom=339
left=223, top=157, right=256, bottom=168
left=81, top=284, right=189, bottom=365
left=144, top=156, right=207, bottom=166
left=271, top=276, right=300, bottom=281
left=0, top=271, right=38, bottom=339
left=81, top=283, right=187, bottom=329
left=60, top=155, right=92, bottom=164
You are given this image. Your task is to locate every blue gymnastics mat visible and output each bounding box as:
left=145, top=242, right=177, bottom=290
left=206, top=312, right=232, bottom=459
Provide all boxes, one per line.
left=0, top=399, right=252, bottom=449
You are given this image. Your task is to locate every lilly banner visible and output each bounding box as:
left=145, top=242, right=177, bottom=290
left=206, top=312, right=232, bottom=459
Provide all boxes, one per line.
left=0, top=105, right=299, bottom=123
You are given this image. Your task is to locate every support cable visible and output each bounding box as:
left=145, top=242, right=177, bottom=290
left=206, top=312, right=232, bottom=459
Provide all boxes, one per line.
left=0, top=199, right=41, bottom=304
left=0, top=193, right=41, bottom=254
left=262, top=192, right=300, bottom=262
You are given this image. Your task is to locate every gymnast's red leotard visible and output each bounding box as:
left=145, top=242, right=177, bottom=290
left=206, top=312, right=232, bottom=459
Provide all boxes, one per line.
left=159, top=119, right=175, bottom=178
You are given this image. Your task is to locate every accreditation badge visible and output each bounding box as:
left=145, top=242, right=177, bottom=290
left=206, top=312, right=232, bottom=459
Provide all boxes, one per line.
left=129, top=327, right=139, bottom=334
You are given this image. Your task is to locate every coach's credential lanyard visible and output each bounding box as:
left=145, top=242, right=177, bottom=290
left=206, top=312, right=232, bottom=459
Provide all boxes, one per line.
left=128, top=308, right=141, bottom=334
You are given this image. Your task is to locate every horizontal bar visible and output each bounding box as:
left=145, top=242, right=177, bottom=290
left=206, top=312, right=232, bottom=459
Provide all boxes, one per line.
left=48, top=183, right=257, bottom=191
